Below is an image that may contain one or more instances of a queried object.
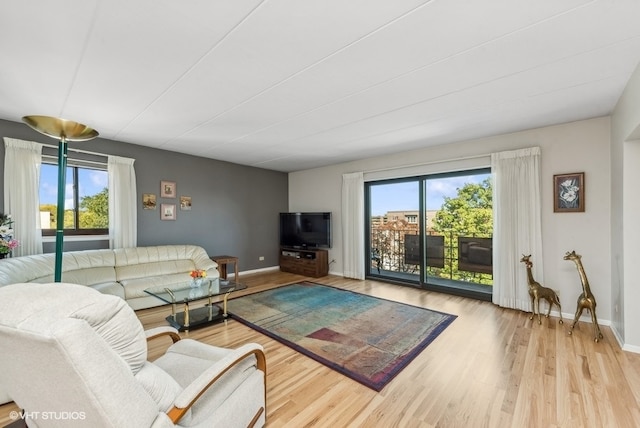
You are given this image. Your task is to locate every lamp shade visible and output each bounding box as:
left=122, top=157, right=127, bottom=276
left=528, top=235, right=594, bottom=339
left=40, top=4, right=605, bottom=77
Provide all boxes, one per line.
left=22, top=115, right=99, bottom=141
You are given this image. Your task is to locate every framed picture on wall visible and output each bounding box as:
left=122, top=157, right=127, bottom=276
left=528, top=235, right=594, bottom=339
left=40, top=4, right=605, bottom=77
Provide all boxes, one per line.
left=180, top=196, right=192, bottom=210
left=161, top=204, right=176, bottom=220
left=553, top=172, right=585, bottom=213
left=161, top=181, right=176, bottom=198
left=142, top=193, right=157, bottom=210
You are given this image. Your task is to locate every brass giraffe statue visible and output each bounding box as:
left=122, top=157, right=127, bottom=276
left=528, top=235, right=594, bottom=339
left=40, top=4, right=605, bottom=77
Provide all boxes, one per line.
left=563, top=250, right=603, bottom=342
left=520, top=255, right=563, bottom=325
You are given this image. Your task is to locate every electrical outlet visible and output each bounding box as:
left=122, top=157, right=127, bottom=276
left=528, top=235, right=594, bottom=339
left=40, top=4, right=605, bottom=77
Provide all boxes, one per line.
left=259, top=256, right=265, bottom=261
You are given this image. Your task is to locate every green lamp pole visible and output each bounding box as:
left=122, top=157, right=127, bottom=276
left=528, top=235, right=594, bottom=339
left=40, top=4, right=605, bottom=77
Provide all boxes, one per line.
left=22, top=115, right=99, bottom=282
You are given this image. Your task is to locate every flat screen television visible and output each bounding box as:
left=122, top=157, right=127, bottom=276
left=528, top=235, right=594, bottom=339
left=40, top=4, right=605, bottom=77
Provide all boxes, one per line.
left=279, top=212, right=332, bottom=249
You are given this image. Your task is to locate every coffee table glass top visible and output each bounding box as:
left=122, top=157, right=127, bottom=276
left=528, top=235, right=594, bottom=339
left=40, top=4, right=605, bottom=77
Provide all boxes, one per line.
left=144, top=279, right=246, bottom=304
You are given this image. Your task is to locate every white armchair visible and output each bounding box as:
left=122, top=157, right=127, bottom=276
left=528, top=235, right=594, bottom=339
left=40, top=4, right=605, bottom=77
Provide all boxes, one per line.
left=0, top=282, right=266, bottom=427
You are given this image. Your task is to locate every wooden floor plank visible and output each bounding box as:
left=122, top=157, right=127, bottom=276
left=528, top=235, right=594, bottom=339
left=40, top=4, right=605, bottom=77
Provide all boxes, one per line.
left=1, top=270, right=640, bottom=427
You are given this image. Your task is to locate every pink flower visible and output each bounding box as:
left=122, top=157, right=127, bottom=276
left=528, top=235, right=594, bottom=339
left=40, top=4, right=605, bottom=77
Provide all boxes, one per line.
left=0, top=213, right=19, bottom=254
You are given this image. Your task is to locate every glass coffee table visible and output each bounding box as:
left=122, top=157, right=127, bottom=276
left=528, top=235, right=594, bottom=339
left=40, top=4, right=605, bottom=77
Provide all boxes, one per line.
left=144, top=279, right=247, bottom=331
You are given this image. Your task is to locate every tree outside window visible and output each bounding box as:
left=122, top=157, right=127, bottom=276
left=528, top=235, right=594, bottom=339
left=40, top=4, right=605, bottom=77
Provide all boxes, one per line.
left=39, top=163, right=109, bottom=234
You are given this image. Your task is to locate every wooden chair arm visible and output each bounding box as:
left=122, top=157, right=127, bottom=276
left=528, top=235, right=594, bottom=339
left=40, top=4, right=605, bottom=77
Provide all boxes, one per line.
left=145, top=326, right=181, bottom=343
left=166, top=344, right=266, bottom=424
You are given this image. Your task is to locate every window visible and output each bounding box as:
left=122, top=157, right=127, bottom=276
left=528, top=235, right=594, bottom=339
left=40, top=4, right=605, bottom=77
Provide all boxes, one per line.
left=39, top=160, right=109, bottom=236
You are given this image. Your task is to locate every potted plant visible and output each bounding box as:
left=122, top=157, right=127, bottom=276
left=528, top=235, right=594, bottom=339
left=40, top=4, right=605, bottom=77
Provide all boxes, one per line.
left=0, top=214, right=19, bottom=259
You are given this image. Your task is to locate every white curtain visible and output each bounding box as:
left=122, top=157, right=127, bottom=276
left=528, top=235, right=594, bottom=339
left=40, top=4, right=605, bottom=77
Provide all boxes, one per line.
left=342, top=172, right=365, bottom=279
left=108, top=155, right=137, bottom=249
left=491, top=147, right=543, bottom=311
left=3, top=138, right=43, bottom=256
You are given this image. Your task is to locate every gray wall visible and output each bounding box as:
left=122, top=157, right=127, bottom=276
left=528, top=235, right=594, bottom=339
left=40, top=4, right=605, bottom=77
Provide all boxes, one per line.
left=0, top=118, right=288, bottom=272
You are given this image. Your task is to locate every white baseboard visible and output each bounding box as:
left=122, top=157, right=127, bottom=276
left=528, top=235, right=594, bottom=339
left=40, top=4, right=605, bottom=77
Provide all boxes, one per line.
left=552, top=310, right=611, bottom=326
left=609, top=325, right=640, bottom=354
left=229, top=265, right=280, bottom=279
left=622, top=342, right=640, bottom=354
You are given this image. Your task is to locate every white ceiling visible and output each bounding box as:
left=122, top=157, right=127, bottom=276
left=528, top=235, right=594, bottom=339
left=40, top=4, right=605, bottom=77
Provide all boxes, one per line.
left=2, top=0, right=640, bottom=172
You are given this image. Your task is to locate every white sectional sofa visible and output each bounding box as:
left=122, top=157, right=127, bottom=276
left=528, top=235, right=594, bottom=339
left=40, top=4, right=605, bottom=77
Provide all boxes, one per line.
left=0, top=244, right=220, bottom=310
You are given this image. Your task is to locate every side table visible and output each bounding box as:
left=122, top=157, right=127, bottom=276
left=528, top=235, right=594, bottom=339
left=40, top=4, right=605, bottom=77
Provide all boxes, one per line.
left=210, top=255, right=239, bottom=280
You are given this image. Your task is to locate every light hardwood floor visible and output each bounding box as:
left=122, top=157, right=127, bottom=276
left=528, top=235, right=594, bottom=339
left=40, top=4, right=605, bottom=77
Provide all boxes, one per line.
left=2, top=271, right=640, bottom=427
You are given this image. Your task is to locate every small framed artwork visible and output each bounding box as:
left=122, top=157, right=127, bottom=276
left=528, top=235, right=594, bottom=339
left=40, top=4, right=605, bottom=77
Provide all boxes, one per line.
left=142, top=193, right=156, bottom=210
left=180, top=196, right=192, bottom=211
left=553, top=172, right=585, bottom=213
left=160, top=181, right=176, bottom=198
left=161, top=204, right=176, bottom=220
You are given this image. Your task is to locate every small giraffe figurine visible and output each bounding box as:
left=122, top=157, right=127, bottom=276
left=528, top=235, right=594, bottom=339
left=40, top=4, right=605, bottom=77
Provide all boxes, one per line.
left=563, top=250, right=603, bottom=342
left=520, top=255, right=563, bottom=325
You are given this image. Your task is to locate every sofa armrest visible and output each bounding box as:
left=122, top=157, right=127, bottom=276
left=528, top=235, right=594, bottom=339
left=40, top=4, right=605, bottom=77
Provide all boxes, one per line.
left=194, top=255, right=218, bottom=273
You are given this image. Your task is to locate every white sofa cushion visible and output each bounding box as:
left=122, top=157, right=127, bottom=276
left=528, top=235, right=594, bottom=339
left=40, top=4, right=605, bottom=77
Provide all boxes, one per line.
left=118, top=260, right=197, bottom=287
left=120, top=272, right=196, bottom=299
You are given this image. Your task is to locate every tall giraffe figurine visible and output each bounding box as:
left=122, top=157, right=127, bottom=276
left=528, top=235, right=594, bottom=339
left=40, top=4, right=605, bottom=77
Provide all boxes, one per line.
left=563, top=250, right=603, bottom=342
left=520, top=255, right=563, bottom=325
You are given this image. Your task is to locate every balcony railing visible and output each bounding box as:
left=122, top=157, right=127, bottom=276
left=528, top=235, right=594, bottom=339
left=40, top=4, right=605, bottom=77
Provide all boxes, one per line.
left=370, top=228, right=493, bottom=286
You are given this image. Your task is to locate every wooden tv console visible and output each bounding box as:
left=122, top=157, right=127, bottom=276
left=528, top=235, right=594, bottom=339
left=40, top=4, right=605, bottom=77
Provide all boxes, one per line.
left=279, top=248, right=329, bottom=277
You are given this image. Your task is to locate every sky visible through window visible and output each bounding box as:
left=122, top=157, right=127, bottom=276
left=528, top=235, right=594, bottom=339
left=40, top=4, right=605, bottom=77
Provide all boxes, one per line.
left=370, top=173, right=490, bottom=216
left=39, top=164, right=108, bottom=208
left=40, top=167, right=489, bottom=214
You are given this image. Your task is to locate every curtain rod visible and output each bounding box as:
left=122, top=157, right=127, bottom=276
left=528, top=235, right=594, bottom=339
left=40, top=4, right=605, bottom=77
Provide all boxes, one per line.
left=364, top=153, right=490, bottom=174
left=39, top=142, right=108, bottom=158
left=41, top=154, right=107, bottom=167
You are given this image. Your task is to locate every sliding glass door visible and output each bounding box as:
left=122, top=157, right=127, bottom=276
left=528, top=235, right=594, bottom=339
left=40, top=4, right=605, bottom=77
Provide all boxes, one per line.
left=367, top=179, right=421, bottom=282
left=366, top=169, right=493, bottom=300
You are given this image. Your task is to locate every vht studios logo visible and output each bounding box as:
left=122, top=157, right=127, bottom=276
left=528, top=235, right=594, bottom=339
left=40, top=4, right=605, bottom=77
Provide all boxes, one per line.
left=10, top=410, right=86, bottom=421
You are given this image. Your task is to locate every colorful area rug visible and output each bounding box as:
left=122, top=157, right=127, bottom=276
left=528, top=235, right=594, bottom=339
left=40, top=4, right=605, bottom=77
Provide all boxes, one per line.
left=227, top=281, right=456, bottom=391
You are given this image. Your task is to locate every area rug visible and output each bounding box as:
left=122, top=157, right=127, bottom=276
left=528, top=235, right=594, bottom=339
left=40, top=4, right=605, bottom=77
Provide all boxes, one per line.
left=227, top=281, right=457, bottom=391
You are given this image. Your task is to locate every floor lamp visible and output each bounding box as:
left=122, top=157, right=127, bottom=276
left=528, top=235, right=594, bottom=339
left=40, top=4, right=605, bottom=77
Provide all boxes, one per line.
left=22, top=115, right=99, bottom=282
